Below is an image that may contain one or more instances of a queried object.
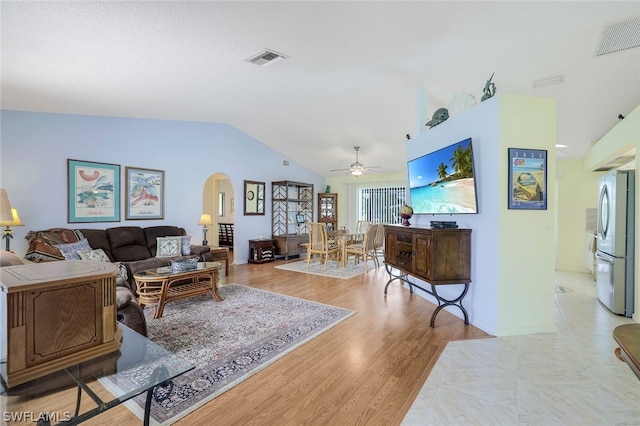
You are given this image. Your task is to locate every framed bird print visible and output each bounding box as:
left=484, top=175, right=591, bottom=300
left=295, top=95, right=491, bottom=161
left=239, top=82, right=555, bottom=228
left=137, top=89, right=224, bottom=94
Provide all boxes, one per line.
left=67, top=159, right=121, bottom=223
left=125, top=166, right=165, bottom=220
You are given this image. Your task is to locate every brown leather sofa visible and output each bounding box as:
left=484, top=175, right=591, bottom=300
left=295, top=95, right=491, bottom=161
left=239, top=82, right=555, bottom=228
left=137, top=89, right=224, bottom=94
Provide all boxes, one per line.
left=22, top=225, right=216, bottom=336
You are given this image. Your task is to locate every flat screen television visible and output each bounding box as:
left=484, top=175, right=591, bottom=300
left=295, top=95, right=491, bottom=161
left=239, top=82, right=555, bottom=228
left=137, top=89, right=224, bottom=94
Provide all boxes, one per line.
left=407, top=138, right=479, bottom=214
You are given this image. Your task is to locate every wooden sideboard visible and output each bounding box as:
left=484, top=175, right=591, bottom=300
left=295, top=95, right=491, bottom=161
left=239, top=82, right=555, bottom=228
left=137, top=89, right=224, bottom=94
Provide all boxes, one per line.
left=0, top=261, right=121, bottom=387
left=383, top=224, right=472, bottom=326
left=273, top=234, right=308, bottom=259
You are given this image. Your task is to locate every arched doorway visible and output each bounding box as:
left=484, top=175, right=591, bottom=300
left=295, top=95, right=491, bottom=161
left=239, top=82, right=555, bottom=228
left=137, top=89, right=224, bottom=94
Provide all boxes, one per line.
left=202, top=173, right=234, bottom=250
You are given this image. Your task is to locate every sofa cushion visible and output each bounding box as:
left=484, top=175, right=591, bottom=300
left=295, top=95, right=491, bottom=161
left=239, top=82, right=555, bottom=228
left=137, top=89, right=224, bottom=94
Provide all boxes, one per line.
left=106, top=227, right=151, bottom=261
left=116, top=286, right=133, bottom=308
left=189, top=244, right=211, bottom=256
left=0, top=250, right=25, bottom=266
left=144, top=226, right=185, bottom=256
left=77, top=229, right=114, bottom=261
left=123, top=257, right=172, bottom=284
left=24, top=228, right=83, bottom=262
left=55, top=238, right=93, bottom=260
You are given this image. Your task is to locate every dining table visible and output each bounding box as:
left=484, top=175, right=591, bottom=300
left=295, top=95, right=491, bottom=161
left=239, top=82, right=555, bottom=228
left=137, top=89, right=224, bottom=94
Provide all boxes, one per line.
left=328, top=228, right=363, bottom=267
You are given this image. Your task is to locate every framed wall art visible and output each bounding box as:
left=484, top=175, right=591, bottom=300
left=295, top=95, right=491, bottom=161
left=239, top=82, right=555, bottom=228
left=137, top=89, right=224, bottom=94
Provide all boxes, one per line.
left=508, top=148, right=547, bottom=210
left=125, top=166, right=165, bottom=220
left=68, top=159, right=121, bottom=223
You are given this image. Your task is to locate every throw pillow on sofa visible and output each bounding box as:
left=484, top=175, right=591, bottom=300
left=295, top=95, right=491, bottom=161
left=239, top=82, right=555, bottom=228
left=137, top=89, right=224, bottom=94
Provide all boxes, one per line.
left=54, top=238, right=93, bottom=260
left=77, top=248, right=110, bottom=262
left=156, top=236, right=182, bottom=257
left=181, top=235, right=191, bottom=255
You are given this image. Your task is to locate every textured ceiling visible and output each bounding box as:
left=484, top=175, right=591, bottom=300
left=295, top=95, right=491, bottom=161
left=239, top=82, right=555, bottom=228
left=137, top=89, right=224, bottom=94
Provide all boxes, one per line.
left=2, top=1, right=639, bottom=177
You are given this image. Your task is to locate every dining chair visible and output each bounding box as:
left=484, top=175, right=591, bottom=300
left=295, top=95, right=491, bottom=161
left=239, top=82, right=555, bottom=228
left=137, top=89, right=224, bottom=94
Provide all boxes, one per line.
left=306, top=222, right=341, bottom=270
left=345, top=224, right=378, bottom=270
left=373, top=223, right=385, bottom=268
left=356, top=220, right=371, bottom=234
left=352, top=220, right=371, bottom=244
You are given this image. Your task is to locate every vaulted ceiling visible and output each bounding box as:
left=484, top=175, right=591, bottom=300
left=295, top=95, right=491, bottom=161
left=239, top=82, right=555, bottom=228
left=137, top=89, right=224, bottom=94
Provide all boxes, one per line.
left=2, top=1, right=639, bottom=177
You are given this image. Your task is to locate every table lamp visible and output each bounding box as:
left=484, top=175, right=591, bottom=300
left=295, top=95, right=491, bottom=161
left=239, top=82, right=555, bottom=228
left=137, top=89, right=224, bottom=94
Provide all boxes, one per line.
left=0, top=188, right=24, bottom=252
left=198, top=213, right=213, bottom=246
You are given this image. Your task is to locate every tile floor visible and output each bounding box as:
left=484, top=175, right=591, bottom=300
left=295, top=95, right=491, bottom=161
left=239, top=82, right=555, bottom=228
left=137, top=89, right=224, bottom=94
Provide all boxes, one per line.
left=403, top=271, right=640, bottom=425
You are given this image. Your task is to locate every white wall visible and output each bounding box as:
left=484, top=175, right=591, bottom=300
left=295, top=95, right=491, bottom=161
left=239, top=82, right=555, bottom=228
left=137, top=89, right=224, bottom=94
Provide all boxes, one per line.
left=555, top=159, right=604, bottom=272
left=0, top=110, right=325, bottom=259
left=497, top=95, right=556, bottom=336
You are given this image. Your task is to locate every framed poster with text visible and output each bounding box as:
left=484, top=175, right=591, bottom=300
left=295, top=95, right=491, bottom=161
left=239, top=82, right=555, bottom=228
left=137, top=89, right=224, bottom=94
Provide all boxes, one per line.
left=508, top=148, right=547, bottom=210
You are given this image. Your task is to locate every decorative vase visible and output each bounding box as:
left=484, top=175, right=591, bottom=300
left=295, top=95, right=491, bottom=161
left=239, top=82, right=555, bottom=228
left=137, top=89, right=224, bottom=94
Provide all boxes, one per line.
left=400, top=204, right=414, bottom=226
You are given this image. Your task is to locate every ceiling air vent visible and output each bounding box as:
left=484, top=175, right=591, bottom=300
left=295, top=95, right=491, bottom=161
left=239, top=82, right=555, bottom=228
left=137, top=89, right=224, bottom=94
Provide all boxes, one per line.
left=595, top=16, right=640, bottom=56
left=245, top=49, right=288, bottom=67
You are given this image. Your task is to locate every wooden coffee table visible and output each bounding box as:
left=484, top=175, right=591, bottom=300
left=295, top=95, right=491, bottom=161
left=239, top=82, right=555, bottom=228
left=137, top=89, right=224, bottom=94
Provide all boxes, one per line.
left=134, top=262, right=222, bottom=319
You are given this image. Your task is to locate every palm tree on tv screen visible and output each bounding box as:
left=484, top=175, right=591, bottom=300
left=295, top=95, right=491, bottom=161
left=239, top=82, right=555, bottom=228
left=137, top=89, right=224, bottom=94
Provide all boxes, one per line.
left=450, top=143, right=473, bottom=178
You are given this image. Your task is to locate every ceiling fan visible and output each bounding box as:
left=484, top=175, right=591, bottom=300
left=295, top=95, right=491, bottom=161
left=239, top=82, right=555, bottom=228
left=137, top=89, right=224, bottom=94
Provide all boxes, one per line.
left=330, top=146, right=381, bottom=176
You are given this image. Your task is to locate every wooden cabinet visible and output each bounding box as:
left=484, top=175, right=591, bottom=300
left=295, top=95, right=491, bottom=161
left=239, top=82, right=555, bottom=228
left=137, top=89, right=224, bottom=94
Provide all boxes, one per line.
left=272, top=181, right=314, bottom=259
left=248, top=239, right=275, bottom=264
left=384, top=225, right=471, bottom=284
left=0, top=262, right=121, bottom=387
left=383, top=224, right=471, bottom=327
left=318, top=193, right=338, bottom=231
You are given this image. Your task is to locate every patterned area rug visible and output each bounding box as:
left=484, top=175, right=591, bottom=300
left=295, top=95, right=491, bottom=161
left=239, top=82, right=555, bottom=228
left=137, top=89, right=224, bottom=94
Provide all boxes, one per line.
left=275, top=259, right=378, bottom=279
left=102, top=284, right=355, bottom=425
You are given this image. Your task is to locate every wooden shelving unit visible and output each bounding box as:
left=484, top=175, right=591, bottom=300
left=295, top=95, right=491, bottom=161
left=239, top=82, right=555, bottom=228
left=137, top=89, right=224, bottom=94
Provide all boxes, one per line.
left=271, top=181, right=314, bottom=259
left=318, top=193, right=338, bottom=231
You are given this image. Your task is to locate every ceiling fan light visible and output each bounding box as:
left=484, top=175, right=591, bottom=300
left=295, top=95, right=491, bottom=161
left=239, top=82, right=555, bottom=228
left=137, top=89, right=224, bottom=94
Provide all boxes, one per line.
left=350, top=169, right=363, bottom=176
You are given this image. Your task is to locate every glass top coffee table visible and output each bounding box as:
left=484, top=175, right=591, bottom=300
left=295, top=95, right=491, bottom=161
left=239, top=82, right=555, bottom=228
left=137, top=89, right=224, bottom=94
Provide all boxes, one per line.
left=1, top=324, right=193, bottom=426
left=134, top=261, right=222, bottom=319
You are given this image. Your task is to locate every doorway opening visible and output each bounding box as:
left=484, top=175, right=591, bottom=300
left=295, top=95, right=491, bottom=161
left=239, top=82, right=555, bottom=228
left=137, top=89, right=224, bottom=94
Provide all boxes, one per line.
left=203, top=173, right=234, bottom=251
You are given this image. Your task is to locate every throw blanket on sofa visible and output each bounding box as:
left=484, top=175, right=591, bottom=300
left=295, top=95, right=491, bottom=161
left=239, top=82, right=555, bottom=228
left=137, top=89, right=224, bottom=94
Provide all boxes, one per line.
left=25, top=228, right=84, bottom=262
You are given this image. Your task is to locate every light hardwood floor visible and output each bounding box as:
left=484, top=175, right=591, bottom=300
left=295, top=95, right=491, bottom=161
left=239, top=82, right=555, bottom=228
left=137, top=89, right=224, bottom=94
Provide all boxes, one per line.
left=5, top=255, right=490, bottom=425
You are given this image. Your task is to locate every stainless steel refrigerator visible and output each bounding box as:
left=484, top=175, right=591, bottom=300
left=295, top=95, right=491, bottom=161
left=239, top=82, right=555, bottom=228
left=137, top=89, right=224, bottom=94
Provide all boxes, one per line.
left=596, top=170, right=635, bottom=317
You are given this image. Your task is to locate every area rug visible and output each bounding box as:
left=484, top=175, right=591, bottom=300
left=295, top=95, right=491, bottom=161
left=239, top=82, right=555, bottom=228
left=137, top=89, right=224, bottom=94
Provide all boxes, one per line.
left=101, top=284, right=355, bottom=425
left=275, top=259, right=378, bottom=279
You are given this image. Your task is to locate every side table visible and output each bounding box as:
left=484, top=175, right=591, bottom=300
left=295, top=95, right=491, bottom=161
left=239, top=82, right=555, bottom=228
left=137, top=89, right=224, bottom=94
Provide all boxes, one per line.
left=208, top=246, right=230, bottom=276
left=248, top=239, right=275, bottom=264
left=613, top=323, right=640, bottom=381
left=134, top=262, right=222, bottom=319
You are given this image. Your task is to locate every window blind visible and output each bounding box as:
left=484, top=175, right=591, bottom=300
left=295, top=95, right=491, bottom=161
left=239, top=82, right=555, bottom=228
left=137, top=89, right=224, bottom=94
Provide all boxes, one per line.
left=343, top=179, right=406, bottom=231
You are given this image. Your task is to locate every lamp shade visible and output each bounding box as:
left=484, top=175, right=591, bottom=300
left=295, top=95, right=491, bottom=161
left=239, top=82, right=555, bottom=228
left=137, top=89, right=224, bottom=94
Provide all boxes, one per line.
left=0, top=188, right=13, bottom=222
left=0, top=208, right=24, bottom=227
left=198, top=214, right=213, bottom=226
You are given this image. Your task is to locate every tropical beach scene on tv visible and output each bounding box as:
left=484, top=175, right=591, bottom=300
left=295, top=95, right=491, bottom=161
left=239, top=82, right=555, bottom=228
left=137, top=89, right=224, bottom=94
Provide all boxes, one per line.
left=407, top=138, right=478, bottom=214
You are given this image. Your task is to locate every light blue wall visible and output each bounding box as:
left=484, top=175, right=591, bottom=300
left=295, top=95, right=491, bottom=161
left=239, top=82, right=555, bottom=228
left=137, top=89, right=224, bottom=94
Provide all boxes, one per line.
left=0, top=110, right=325, bottom=256
left=406, top=96, right=501, bottom=333
left=405, top=94, right=556, bottom=336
